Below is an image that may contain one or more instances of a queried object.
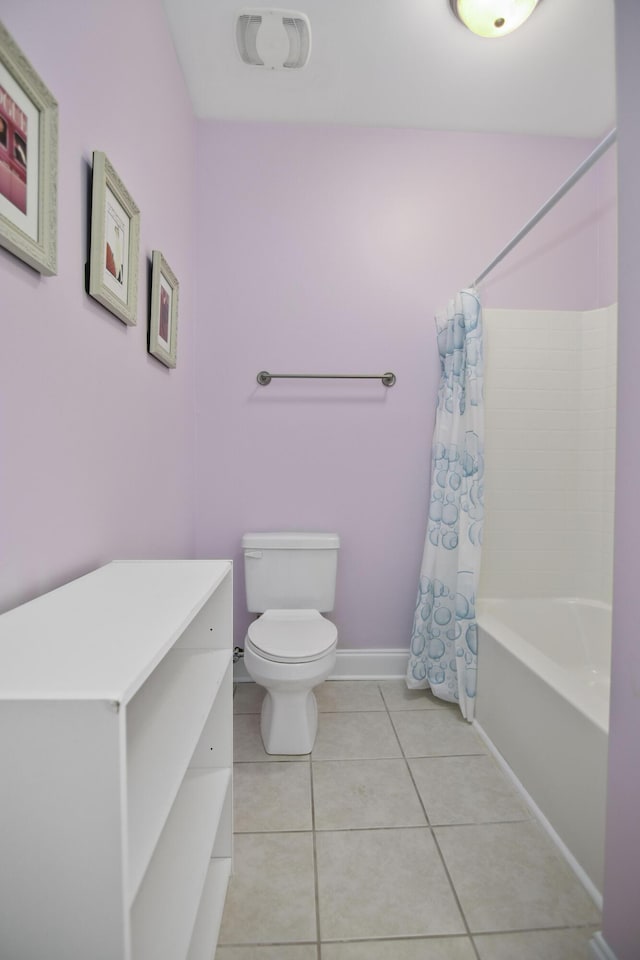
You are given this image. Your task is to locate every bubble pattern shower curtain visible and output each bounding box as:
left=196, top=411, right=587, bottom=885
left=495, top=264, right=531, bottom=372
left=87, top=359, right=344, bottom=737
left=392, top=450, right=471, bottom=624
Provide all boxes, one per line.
left=406, top=289, right=484, bottom=720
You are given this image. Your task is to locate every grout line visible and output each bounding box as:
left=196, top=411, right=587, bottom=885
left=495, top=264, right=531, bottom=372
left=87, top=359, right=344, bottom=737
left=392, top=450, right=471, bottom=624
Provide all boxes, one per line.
left=426, top=829, right=482, bottom=960
left=218, top=926, right=597, bottom=949
left=316, top=708, right=388, bottom=714
left=320, top=933, right=475, bottom=942
left=309, top=752, right=322, bottom=960
left=233, top=818, right=532, bottom=835
left=311, top=750, right=489, bottom=761
left=220, top=939, right=319, bottom=948
left=232, top=760, right=310, bottom=766
left=316, top=707, right=446, bottom=714
left=381, top=684, right=483, bottom=960
left=471, top=922, right=602, bottom=936
left=316, top=924, right=598, bottom=942
left=381, top=696, right=431, bottom=833
left=318, top=933, right=475, bottom=946
left=234, top=827, right=315, bottom=835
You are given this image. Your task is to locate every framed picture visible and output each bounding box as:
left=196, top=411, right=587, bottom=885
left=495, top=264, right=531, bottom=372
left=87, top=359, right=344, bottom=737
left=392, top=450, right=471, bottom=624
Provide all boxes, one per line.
left=0, top=22, right=58, bottom=275
left=89, top=151, right=140, bottom=325
left=149, top=250, right=178, bottom=368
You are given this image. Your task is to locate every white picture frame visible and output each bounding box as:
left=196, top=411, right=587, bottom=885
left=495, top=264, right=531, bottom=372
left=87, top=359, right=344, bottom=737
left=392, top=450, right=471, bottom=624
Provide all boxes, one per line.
left=0, top=22, right=58, bottom=275
left=149, top=250, right=178, bottom=368
left=89, top=151, right=140, bottom=326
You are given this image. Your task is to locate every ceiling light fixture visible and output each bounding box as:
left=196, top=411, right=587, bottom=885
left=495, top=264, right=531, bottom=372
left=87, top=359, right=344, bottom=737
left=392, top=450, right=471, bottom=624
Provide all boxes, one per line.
left=450, top=0, right=542, bottom=38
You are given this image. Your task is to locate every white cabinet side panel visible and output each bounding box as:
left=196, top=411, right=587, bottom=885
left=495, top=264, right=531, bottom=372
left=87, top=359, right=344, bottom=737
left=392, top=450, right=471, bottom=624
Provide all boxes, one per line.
left=0, top=702, right=127, bottom=960
left=175, top=570, right=232, bottom=650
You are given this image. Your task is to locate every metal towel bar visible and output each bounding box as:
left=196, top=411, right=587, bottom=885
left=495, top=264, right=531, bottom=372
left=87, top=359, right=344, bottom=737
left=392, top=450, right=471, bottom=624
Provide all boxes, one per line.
left=257, top=371, right=396, bottom=387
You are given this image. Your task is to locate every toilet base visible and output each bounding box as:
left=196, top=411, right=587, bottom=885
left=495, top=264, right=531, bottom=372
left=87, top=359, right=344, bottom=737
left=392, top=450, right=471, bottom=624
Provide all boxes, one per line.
left=261, top=688, right=318, bottom=755
left=243, top=638, right=337, bottom=755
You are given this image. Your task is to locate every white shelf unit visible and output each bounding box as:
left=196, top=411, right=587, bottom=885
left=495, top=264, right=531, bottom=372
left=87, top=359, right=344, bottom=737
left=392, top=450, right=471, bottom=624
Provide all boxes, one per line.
left=0, top=559, right=233, bottom=960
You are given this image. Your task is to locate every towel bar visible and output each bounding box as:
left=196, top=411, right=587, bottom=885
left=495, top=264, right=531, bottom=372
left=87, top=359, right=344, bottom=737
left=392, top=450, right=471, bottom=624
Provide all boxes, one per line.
left=256, top=371, right=396, bottom=387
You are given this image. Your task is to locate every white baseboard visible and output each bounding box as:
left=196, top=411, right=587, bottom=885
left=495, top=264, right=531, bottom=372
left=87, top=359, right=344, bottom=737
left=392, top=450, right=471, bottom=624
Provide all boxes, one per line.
left=234, top=647, right=407, bottom=682
left=472, top=718, right=603, bottom=910
left=330, top=648, right=408, bottom=679
left=588, top=932, right=618, bottom=960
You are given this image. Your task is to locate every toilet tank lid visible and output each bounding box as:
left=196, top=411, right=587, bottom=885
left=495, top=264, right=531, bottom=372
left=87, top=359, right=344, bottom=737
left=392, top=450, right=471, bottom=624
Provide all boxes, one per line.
left=242, top=532, right=340, bottom=550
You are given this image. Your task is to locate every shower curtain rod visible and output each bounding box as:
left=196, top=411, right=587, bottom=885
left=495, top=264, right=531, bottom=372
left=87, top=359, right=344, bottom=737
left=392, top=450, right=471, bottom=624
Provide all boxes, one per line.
left=471, top=128, right=617, bottom=289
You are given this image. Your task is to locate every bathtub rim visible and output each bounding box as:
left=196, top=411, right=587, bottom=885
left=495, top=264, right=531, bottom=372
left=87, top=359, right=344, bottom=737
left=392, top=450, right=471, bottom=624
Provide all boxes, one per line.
left=476, top=596, right=611, bottom=735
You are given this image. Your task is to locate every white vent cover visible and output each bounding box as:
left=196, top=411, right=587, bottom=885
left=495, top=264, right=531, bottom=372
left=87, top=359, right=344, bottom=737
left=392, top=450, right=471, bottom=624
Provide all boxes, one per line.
left=236, top=9, right=311, bottom=69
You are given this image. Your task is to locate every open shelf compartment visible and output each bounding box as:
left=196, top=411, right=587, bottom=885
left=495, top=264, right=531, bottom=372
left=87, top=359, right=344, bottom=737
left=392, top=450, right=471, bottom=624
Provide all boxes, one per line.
left=127, top=646, right=232, bottom=900
left=131, top=767, right=231, bottom=960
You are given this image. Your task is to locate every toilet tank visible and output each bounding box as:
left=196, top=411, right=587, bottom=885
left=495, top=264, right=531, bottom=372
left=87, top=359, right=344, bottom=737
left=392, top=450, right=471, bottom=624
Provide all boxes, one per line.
left=243, top=532, right=340, bottom=613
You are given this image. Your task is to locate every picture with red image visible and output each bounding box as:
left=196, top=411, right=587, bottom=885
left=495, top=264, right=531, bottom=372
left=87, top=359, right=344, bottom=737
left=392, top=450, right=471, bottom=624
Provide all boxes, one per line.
left=0, top=22, right=58, bottom=275
left=0, top=84, right=27, bottom=214
left=159, top=283, right=170, bottom=344
left=149, top=250, right=179, bottom=368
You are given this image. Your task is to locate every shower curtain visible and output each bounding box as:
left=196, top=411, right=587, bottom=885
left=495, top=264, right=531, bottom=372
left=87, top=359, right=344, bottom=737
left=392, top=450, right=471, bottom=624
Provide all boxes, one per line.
left=406, top=289, right=484, bottom=721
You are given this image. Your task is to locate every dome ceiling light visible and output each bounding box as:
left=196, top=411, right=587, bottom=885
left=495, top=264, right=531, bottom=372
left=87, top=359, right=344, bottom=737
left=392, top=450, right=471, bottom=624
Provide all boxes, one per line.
left=450, top=0, right=542, bottom=38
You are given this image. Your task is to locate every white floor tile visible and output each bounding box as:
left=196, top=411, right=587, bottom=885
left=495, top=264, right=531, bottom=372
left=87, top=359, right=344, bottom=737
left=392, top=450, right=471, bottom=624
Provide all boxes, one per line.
left=409, top=755, right=529, bottom=825
left=312, top=712, right=402, bottom=760
left=322, top=938, right=476, bottom=960
left=316, top=680, right=386, bottom=712
left=316, top=828, right=465, bottom=939
left=313, top=758, right=426, bottom=829
left=474, top=927, right=599, bottom=960
left=234, top=761, right=312, bottom=832
left=392, top=709, right=487, bottom=758
left=435, top=821, right=601, bottom=932
left=218, top=833, right=316, bottom=944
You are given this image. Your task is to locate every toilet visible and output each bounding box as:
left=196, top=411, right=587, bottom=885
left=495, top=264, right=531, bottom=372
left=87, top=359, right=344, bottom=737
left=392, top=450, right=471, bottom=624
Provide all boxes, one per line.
left=242, top=531, right=340, bottom=755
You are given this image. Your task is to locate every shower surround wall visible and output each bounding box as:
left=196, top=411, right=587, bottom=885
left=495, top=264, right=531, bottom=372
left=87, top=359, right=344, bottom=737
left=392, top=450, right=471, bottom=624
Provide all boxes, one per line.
left=480, top=305, right=617, bottom=603
left=193, top=121, right=616, bottom=649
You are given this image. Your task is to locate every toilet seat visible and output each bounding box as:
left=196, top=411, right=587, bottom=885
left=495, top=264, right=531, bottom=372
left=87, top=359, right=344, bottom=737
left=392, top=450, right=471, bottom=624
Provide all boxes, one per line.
left=247, top=609, right=337, bottom=663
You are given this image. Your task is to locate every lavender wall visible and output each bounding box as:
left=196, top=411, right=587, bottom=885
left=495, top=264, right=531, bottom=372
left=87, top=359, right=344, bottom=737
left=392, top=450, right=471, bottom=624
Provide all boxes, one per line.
left=601, top=1, right=640, bottom=955
left=193, top=122, right=615, bottom=648
left=2, top=2, right=632, bottom=947
left=0, top=0, right=197, bottom=612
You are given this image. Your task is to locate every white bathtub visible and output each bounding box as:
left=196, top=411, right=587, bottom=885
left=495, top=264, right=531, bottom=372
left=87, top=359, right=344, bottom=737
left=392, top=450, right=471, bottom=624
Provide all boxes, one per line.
left=476, top=597, right=611, bottom=897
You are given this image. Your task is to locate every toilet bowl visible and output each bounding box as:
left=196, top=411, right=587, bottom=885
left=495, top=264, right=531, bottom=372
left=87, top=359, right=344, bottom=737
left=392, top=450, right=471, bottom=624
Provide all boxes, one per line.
left=244, top=609, right=337, bottom=754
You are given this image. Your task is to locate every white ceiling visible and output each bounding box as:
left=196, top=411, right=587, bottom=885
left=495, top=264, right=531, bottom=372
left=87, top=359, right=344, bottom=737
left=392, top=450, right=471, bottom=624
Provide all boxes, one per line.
left=162, top=0, right=616, bottom=138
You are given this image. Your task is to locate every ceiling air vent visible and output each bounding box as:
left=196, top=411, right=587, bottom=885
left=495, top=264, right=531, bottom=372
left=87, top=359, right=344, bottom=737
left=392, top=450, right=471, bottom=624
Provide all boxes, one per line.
left=236, top=9, right=311, bottom=70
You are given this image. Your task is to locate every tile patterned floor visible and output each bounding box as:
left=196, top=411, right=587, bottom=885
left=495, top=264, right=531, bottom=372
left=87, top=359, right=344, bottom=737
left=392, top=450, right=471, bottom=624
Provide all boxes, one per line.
left=215, top=680, right=599, bottom=960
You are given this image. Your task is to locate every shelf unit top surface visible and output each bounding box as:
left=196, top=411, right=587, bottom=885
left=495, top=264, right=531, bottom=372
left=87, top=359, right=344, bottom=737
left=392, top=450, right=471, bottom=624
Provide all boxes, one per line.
left=0, top=560, right=231, bottom=702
